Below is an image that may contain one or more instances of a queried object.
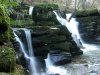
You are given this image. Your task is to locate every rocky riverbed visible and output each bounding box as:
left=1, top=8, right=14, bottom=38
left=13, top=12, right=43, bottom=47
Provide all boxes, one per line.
left=46, top=44, right=100, bottom=75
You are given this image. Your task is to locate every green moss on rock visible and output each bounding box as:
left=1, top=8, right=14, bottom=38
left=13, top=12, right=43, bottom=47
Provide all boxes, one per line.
left=0, top=45, right=16, bottom=72
left=34, top=4, right=59, bottom=10
left=32, top=4, right=58, bottom=25
left=33, top=35, right=67, bottom=45
left=47, top=42, right=71, bottom=52
left=0, top=64, right=24, bottom=75
left=10, top=65, right=24, bottom=75
left=76, top=9, right=100, bottom=17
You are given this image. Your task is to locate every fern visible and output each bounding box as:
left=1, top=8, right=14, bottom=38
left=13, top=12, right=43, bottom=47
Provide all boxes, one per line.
left=0, top=0, right=18, bottom=41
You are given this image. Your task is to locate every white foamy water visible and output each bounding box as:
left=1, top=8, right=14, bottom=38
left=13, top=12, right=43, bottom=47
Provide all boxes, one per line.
left=53, top=10, right=100, bottom=52
left=29, top=6, right=34, bottom=15
left=45, top=54, right=69, bottom=75
left=13, top=28, right=39, bottom=75
left=44, top=10, right=100, bottom=75
left=53, top=11, right=82, bottom=48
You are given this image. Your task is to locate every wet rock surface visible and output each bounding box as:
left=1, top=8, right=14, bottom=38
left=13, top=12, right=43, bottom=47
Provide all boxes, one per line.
left=53, top=48, right=100, bottom=75
left=77, top=16, right=100, bottom=44
left=49, top=51, right=72, bottom=65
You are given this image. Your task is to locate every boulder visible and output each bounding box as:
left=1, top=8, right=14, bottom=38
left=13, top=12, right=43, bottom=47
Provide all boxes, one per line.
left=32, top=4, right=59, bottom=25
left=49, top=51, right=72, bottom=65
left=77, top=15, right=100, bottom=44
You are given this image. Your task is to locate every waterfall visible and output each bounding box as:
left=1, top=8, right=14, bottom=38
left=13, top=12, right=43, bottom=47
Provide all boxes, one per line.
left=44, top=11, right=82, bottom=75
left=53, top=10, right=84, bottom=48
left=45, top=54, right=69, bottom=75
left=29, top=6, right=34, bottom=15
left=44, top=10, right=100, bottom=75
left=53, top=10, right=99, bottom=52
left=13, top=28, right=39, bottom=75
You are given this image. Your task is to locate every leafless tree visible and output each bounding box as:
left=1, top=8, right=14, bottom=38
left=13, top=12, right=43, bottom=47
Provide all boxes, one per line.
left=65, top=0, right=72, bottom=11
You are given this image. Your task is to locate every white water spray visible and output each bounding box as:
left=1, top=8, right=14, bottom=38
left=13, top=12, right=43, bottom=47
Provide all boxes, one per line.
left=45, top=54, right=69, bottom=75
left=45, top=10, right=100, bottom=75
left=13, top=28, right=39, bottom=75
left=53, top=11, right=83, bottom=48
left=24, top=29, right=39, bottom=75
left=53, top=10, right=99, bottom=52
left=29, top=6, right=34, bottom=15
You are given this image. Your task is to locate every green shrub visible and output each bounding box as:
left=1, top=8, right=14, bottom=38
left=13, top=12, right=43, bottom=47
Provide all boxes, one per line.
left=0, top=45, right=16, bottom=72
left=0, top=0, right=18, bottom=41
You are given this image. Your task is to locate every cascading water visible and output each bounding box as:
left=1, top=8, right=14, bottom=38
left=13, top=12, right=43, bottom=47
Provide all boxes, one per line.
left=13, top=28, right=39, bottom=75
left=45, top=10, right=100, bottom=75
left=12, top=6, right=99, bottom=75
left=45, top=54, right=69, bottom=75
left=24, top=29, right=39, bottom=75
left=29, top=6, right=34, bottom=15
left=53, top=10, right=99, bottom=52
left=53, top=10, right=84, bottom=49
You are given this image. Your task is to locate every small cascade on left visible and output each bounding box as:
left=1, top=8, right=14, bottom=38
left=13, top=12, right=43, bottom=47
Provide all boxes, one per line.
left=13, top=28, right=40, bottom=75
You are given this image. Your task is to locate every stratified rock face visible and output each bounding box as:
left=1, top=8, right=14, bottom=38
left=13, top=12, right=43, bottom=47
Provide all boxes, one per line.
left=32, top=4, right=60, bottom=26
left=30, top=26, right=71, bottom=57
left=13, top=25, right=83, bottom=66
left=31, top=4, right=83, bottom=56
left=77, top=15, right=100, bottom=44
left=0, top=46, right=16, bottom=72
left=13, top=4, right=83, bottom=67
left=31, top=25, right=83, bottom=59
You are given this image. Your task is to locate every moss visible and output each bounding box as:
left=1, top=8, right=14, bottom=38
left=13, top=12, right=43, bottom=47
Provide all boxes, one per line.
left=0, top=73, right=9, bottom=75
left=0, top=6, right=9, bottom=34
left=10, top=19, right=33, bottom=28
left=34, top=4, right=59, bottom=10
left=33, top=35, right=67, bottom=46
left=0, top=45, right=16, bottom=72
left=32, top=4, right=58, bottom=25
left=47, top=42, right=71, bottom=52
left=0, top=6, right=14, bottom=42
left=76, top=9, right=100, bottom=17
left=0, top=28, right=14, bottom=44
left=10, top=65, right=24, bottom=75
left=0, top=65, right=24, bottom=75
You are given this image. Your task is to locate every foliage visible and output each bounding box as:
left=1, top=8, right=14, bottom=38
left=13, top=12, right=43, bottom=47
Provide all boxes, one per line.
left=0, top=0, right=18, bottom=24
left=0, top=45, right=16, bottom=72
left=9, top=65, right=24, bottom=75
left=0, top=0, right=18, bottom=41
